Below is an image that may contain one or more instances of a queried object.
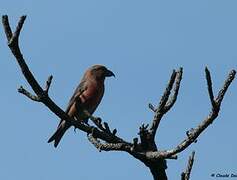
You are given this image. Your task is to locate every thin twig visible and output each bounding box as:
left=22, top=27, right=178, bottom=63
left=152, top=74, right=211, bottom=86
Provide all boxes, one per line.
left=158, top=70, right=177, bottom=111
left=164, top=67, right=183, bottom=113
left=216, top=70, right=236, bottom=107
left=150, top=70, right=177, bottom=137
left=18, top=86, right=40, bottom=101
left=2, top=15, right=43, bottom=94
left=148, top=103, right=156, bottom=112
left=45, top=75, right=53, bottom=93
left=9, top=15, right=26, bottom=45
left=205, top=67, right=216, bottom=109
left=181, top=151, right=195, bottom=180
left=2, top=15, right=12, bottom=41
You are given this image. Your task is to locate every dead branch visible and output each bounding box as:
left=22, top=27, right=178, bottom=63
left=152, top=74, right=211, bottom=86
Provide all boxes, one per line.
left=3, top=15, right=235, bottom=180
left=2, top=15, right=127, bottom=145
left=87, top=134, right=131, bottom=152
left=149, top=68, right=183, bottom=139
left=181, top=151, right=195, bottom=180
left=137, top=68, right=236, bottom=160
left=18, top=86, right=40, bottom=101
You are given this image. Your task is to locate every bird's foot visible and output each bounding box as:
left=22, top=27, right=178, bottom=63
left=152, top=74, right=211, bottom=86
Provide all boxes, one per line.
left=83, top=119, right=90, bottom=126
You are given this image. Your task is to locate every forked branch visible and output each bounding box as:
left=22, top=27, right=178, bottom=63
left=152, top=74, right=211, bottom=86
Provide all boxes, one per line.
left=3, top=15, right=235, bottom=180
left=149, top=68, right=183, bottom=139
left=140, top=68, right=236, bottom=160
left=2, top=15, right=128, bottom=146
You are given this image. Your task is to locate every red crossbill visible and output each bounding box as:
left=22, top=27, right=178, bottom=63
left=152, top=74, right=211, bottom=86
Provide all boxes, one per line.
left=48, top=65, right=115, bottom=147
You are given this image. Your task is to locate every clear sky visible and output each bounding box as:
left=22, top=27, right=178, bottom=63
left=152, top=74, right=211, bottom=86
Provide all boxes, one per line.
left=1, top=1, right=236, bottom=180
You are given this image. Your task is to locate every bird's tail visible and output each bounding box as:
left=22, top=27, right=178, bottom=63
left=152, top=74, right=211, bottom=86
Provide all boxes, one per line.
left=48, top=120, right=70, bottom=148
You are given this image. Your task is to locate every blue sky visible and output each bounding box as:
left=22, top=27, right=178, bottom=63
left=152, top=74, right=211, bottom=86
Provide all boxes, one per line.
left=1, top=1, right=236, bottom=180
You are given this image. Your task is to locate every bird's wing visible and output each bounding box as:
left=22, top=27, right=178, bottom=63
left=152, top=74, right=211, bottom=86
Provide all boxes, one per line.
left=55, top=80, right=87, bottom=129
left=65, top=80, right=87, bottom=114
left=53, top=80, right=88, bottom=137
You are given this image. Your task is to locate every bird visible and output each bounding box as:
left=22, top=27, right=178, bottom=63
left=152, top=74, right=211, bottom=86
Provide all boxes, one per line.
left=48, top=65, right=115, bottom=147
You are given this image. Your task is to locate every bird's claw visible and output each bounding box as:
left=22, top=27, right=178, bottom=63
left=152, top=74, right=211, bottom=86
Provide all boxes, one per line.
left=95, top=117, right=102, bottom=124
left=84, top=119, right=90, bottom=126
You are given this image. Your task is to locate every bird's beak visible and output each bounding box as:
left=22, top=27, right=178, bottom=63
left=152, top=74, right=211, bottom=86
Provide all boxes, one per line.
left=105, top=69, right=115, bottom=77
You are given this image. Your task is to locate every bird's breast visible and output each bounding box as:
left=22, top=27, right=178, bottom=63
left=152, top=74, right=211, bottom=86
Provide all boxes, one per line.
left=79, top=82, right=104, bottom=113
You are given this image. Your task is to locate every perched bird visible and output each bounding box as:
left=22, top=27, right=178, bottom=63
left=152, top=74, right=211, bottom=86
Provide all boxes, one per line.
left=48, top=65, right=115, bottom=147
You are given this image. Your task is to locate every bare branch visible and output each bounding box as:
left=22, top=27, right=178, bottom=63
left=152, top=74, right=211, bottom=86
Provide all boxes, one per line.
left=216, top=69, right=236, bottom=106
left=145, top=151, right=178, bottom=160
left=81, top=108, right=118, bottom=136
left=18, top=86, right=40, bottom=101
left=112, top=129, right=117, bottom=135
left=88, top=134, right=131, bottom=152
left=149, top=69, right=180, bottom=139
left=2, top=15, right=44, bottom=95
left=3, top=15, right=235, bottom=180
left=164, top=67, right=183, bottom=113
left=148, top=103, right=156, bottom=112
left=205, top=67, right=216, bottom=108
left=138, top=123, right=152, bottom=150
left=88, top=134, right=151, bottom=170
left=45, top=75, right=53, bottom=93
left=142, top=69, right=236, bottom=160
left=2, top=15, right=12, bottom=41
left=9, top=15, right=26, bottom=45
left=181, top=151, right=195, bottom=180
left=130, top=137, right=138, bottom=151
left=181, top=173, right=185, bottom=180
left=158, top=70, right=177, bottom=111
left=18, top=75, right=53, bottom=102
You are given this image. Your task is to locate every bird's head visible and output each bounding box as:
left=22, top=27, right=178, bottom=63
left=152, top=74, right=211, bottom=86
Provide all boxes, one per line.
left=89, top=65, right=115, bottom=81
